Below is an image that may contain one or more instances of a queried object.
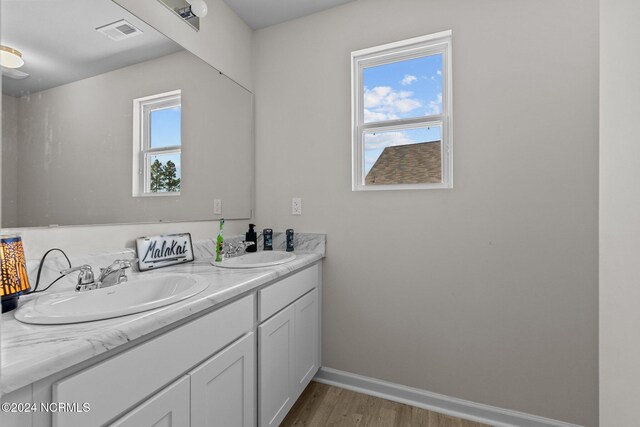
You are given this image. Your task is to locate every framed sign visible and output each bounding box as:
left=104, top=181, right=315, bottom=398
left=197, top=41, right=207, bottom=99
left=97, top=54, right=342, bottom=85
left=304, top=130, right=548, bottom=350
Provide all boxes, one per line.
left=136, top=233, right=194, bottom=271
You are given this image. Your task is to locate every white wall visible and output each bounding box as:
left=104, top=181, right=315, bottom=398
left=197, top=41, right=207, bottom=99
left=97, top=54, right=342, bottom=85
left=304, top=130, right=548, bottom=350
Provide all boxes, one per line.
left=253, top=0, right=599, bottom=425
left=599, top=0, right=640, bottom=425
left=3, top=220, right=247, bottom=260
left=1, top=95, right=18, bottom=226
left=114, top=0, right=253, bottom=90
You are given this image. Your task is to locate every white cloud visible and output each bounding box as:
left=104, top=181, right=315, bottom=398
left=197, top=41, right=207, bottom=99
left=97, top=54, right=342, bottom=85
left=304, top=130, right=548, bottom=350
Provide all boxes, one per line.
left=364, top=86, right=422, bottom=122
left=364, top=109, right=395, bottom=123
left=437, top=70, right=442, bottom=76
left=401, top=74, right=417, bottom=86
left=426, top=93, right=443, bottom=115
left=364, top=131, right=418, bottom=150
left=364, top=86, right=391, bottom=108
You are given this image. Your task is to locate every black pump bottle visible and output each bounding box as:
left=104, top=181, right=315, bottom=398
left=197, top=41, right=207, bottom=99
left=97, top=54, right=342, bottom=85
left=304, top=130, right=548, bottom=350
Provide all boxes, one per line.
left=245, top=224, right=257, bottom=252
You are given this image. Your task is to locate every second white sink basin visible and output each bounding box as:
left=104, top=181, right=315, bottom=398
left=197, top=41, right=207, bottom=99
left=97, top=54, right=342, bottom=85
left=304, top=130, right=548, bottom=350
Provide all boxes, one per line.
left=15, top=274, right=208, bottom=325
left=212, top=251, right=296, bottom=268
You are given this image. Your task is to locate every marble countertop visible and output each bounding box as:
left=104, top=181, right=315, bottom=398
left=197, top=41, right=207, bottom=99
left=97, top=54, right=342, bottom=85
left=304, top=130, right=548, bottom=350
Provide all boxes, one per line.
left=1, top=234, right=325, bottom=395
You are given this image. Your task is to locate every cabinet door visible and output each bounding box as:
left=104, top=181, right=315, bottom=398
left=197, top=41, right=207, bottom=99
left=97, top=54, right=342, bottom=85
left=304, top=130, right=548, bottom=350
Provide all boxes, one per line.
left=109, top=376, right=189, bottom=427
left=190, top=332, right=256, bottom=427
left=258, top=305, right=295, bottom=427
left=294, top=288, right=319, bottom=396
left=0, top=386, right=33, bottom=427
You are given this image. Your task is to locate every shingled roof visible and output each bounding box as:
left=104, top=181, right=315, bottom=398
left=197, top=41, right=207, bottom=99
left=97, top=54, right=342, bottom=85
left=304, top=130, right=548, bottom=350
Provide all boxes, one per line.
left=365, top=141, right=442, bottom=185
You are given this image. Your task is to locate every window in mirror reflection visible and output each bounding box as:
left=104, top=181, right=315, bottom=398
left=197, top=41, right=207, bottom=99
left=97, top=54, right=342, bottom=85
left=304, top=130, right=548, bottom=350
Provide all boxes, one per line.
left=133, top=90, right=182, bottom=196
left=149, top=153, right=181, bottom=192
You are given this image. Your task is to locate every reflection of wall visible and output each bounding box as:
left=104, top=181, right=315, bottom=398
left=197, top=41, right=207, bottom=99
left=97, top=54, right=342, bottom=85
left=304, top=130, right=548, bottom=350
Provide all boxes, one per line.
left=2, top=95, right=19, bottom=227
left=9, top=50, right=252, bottom=227
left=114, top=0, right=252, bottom=90
left=253, top=0, right=598, bottom=425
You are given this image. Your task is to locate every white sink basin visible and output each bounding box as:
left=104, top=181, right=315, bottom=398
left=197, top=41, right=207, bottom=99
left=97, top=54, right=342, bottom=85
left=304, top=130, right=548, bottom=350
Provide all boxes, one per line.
left=15, top=274, right=208, bottom=325
left=212, top=251, right=296, bottom=269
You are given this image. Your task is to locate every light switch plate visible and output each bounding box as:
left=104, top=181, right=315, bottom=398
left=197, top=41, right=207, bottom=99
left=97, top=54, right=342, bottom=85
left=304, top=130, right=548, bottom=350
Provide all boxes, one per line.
left=213, top=199, right=222, bottom=214
left=292, top=198, right=302, bottom=215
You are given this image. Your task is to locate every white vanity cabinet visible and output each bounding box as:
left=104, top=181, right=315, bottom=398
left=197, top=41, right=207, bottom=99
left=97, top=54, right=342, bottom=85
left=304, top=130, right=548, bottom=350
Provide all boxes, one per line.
left=258, top=266, right=321, bottom=427
left=51, top=294, right=254, bottom=427
left=109, top=332, right=256, bottom=427
left=0, top=261, right=322, bottom=427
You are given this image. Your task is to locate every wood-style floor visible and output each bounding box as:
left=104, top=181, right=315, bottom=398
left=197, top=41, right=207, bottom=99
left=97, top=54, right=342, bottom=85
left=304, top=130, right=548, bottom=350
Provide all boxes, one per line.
left=281, top=381, right=492, bottom=427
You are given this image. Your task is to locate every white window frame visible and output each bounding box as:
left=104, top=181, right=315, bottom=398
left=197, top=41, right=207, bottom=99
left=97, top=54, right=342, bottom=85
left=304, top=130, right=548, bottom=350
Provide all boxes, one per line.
left=351, top=30, right=453, bottom=191
left=132, top=90, right=182, bottom=197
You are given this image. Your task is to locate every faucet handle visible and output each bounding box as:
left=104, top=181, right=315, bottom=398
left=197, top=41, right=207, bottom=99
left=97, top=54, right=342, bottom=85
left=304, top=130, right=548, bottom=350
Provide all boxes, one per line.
left=117, top=258, right=137, bottom=269
left=60, top=264, right=90, bottom=276
left=103, top=258, right=136, bottom=271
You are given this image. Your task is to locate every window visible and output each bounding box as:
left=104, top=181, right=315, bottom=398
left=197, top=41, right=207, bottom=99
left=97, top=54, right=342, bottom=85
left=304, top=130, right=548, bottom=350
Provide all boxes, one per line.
left=351, top=31, right=452, bottom=191
left=133, top=90, right=182, bottom=197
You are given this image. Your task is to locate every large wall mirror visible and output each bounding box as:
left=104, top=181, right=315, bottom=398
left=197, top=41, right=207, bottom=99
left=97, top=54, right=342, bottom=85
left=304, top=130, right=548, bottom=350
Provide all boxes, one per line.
left=1, top=0, right=253, bottom=228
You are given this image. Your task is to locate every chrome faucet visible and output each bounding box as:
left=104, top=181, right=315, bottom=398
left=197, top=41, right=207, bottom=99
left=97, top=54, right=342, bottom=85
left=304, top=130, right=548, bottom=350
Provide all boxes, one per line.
left=62, top=258, right=136, bottom=292
left=223, top=241, right=255, bottom=258
left=61, top=265, right=97, bottom=292
left=97, top=259, right=135, bottom=289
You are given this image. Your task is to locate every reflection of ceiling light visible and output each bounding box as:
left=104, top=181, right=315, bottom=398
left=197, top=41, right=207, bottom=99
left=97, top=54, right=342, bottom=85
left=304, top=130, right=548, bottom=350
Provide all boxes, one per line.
left=0, top=45, right=25, bottom=69
left=177, top=0, right=208, bottom=19
left=186, top=0, right=208, bottom=17
left=158, top=0, right=206, bottom=31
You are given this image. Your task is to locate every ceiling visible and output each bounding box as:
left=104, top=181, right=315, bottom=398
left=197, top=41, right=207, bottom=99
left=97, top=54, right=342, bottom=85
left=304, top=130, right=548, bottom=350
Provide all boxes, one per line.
left=0, top=0, right=182, bottom=96
left=223, top=0, right=356, bottom=30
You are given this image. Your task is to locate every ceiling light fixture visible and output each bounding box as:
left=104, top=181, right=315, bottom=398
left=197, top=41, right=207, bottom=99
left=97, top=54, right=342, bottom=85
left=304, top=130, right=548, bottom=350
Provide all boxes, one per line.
left=0, top=45, right=25, bottom=69
left=158, top=0, right=207, bottom=31
left=185, top=0, right=208, bottom=17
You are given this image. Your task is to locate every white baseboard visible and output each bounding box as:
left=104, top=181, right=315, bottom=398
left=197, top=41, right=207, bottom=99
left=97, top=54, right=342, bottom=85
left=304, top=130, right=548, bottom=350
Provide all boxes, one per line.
left=313, top=367, right=582, bottom=427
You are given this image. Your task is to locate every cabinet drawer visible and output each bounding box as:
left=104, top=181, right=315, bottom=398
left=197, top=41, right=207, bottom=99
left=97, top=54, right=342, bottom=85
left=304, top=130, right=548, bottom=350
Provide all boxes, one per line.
left=53, top=294, right=254, bottom=427
left=259, top=264, right=319, bottom=322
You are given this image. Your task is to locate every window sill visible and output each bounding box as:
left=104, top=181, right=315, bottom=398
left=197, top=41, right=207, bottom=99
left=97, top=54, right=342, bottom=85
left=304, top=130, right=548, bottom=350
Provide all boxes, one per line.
left=352, top=182, right=452, bottom=191
left=133, top=192, right=181, bottom=198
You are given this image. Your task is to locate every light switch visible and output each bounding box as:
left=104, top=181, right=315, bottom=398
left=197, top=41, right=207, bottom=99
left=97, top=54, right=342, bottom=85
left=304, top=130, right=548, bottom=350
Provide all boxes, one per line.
left=213, top=199, right=222, bottom=215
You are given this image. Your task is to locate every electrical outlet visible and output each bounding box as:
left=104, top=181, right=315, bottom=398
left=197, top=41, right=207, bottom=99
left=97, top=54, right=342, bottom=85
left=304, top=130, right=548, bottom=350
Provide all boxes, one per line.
left=213, top=199, right=222, bottom=214
left=292, top=198, right=302, bottom=215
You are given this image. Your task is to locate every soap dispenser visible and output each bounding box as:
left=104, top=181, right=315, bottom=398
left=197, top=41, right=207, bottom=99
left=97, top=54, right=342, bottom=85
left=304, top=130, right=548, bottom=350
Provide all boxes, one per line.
left=245, top=224, right=257, bottom=252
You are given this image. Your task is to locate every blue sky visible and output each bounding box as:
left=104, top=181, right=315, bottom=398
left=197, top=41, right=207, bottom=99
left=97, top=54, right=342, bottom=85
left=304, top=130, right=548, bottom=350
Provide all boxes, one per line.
left=150, top=107, right=181, bottom=148
left=363, top=54, right=443, bottom=174
left=150, top=106, right=182, bottom=186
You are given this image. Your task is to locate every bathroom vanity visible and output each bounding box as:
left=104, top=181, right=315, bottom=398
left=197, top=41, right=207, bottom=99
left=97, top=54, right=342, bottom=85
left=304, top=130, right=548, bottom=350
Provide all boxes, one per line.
left=0, top=247, right=323, bottom=427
